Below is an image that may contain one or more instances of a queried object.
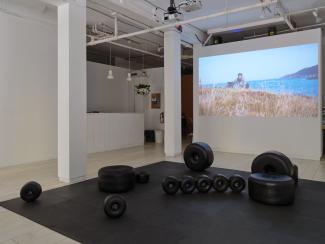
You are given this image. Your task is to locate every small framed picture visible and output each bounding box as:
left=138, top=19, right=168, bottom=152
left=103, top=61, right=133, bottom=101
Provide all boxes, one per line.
left=151, top=93, right=161, bottom=109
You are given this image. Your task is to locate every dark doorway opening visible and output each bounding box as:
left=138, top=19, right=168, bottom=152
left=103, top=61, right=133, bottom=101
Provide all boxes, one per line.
left=181, top=74, right=193, bottom=144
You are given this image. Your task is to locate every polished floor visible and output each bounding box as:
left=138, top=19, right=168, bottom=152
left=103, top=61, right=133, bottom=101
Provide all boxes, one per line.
left=0, top=143, right=325, bottom=244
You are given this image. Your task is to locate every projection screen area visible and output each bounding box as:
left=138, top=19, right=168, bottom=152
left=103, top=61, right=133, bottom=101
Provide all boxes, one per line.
left=194, top=29, right=322, bottom=160
left=199, top=44, right=319, bottom=118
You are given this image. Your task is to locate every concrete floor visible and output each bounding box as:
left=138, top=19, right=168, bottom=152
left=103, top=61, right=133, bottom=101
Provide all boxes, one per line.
left=0, top=143, right=325, bottom=243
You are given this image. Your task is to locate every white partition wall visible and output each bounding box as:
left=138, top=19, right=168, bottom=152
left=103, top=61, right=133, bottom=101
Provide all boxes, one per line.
left=193, top=29, right=322, bottom=160
left=87, top=113, right=144, bottom=153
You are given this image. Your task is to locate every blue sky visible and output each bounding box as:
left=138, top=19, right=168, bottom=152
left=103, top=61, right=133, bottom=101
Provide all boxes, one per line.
left=199, top=43, right=318, bottom=84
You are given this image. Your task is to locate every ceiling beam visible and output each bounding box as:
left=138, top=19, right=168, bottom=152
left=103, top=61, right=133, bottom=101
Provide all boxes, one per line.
left=207, top=17, right=285, bottom=35
left=284, top=16, right=295, bottom=30
left=38, top=0, right=66, bottom=7
left=275, top=0, right=296, bottom=30
left=87, top=1, right=193, bottom=48
left=87, top=36, right=163, bottom=58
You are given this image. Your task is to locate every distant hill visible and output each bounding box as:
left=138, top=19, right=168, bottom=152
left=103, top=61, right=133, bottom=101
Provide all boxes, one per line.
left=281, top=65, right=318, bottom=80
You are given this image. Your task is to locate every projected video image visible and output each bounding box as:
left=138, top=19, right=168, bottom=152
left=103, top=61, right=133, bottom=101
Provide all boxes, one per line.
left=199, top=44, right=319, bottom=117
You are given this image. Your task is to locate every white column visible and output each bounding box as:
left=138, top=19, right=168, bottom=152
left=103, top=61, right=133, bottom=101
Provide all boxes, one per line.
left=58, top=0, right=87, bottom=183
left=164, top=29, right=182, bottom=157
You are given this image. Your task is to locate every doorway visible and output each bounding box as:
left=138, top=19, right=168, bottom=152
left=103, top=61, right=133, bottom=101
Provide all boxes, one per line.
left=181, top=74, right=193, bottom=144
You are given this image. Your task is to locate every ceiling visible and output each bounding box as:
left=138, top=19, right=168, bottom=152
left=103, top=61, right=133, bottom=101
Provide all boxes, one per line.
left=2, top=0, right=325, bottom=69
left=0, top=0, right=57, bottom=24
left=138, top=0, right=325, bottom=30
left=86, top=0, right=325, bottom=69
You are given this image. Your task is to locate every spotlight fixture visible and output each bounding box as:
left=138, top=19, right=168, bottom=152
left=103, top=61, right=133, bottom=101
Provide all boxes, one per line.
left=107, top=44, right=114, bottom=80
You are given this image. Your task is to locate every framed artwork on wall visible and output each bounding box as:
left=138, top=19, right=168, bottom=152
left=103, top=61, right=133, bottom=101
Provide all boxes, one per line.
left=151, top=93, right=161, bottom=109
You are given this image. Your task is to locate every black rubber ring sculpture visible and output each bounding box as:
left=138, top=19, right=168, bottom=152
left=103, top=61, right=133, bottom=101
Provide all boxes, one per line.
left=183, top=142, right=214, bottom=171
left=136, top=171, right=150, bottom=184
left=20, top=181, right=42, bottom=203
left=162, top=173, right=246, bottom=195
left=104, top=195, right=127, bottom=218
left=249, top=151, right=298, bottom=205
left=98, top=165, right=136, bottom=193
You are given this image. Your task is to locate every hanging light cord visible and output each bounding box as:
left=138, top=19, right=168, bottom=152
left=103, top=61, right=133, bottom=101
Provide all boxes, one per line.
left=128, top=49, right=131, bottom=72
left=109, top=44, right=112, bottom=65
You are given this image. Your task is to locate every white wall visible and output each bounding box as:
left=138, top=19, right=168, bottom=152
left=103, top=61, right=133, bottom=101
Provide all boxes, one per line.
left=0, top=12, right=58, bottom=167
left=143, top=68, right=165, bottom=130
left=87, top=62, right=165, bottom=130
left=87, top=61, right=133, bottom=113
left=194, top=29, right=322, bottom=160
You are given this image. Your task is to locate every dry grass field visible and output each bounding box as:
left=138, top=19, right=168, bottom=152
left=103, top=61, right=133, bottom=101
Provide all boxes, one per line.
left=199, top=88, right=318, bottom=117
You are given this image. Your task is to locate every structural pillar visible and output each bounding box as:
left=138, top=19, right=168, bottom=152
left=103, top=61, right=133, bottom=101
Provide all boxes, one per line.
left=58, top=0, right=87, bottom=183
left=164, top=29, right=182, bottom=157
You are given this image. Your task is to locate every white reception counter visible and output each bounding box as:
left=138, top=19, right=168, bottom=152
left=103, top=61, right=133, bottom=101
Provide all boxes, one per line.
left=87, top=113, right=144, bottom=153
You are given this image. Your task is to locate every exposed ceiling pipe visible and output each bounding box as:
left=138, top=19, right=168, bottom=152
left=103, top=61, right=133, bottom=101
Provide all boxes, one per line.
left=88, top=35, right=193, bottom=62
left=207, top=2, right=325, bottom=36
left=87, top=0, right=279, bottom=46
left=88, top=24, right=162, bottom=57
left=207, top=17, right=285, bottom=35
left=88, top=0, right=164, bottom=37
left=87, top=36, right=195, bottom=68
left=287, top=5, right=325, bottom=16
left=203, top=34, right=213, bottom=46
left=88, top=22, right=161, bottom=49
left=113, top=14, right=118, bottom=37
left=87, top=4, right=192, bottom=49
left=92, top=24, right=114, bottom=37
left=87, top=7, right=162, bottom=46
left=294, top=22, right=325, bottom=31
left=88, top=37, right=163, bottom=58
left=276, top=0, right=296, bottom=30
left=243, top=22, right=325, bottom=40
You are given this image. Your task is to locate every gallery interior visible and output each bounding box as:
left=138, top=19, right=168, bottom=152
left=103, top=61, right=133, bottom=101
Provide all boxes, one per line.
left=0, top=0, right=325, bottom=243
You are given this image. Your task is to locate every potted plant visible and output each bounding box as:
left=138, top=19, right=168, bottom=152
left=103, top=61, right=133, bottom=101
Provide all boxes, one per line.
left=135, top=83, right=151, bottom=96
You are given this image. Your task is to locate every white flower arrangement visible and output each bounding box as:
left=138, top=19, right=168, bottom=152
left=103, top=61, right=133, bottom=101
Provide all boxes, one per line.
left=135, top=84, right=151, bottom=96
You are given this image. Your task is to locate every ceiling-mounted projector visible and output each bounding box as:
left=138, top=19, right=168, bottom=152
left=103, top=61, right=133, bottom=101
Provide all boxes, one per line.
left=164, top=0, right=183, bottom=22
left=179, top=0, right=202, bottom=12
left=162, top=0, right=203, bottom=23
left=164, top=12, right=184, bottom=22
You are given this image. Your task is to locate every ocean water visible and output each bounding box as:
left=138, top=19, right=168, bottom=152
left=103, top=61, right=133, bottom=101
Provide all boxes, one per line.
left=201, top=78, right=318, bottom=97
